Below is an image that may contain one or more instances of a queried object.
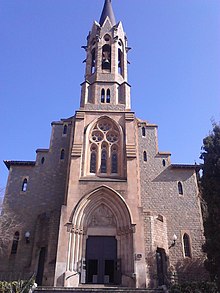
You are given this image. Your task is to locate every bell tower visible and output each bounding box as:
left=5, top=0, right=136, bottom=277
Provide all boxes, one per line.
left=80, top=0, right=131, bottom=110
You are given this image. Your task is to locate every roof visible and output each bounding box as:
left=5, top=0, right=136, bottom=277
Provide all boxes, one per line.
left=4, top=160, right=36, bottom=170
left=99, top=0, right=116, bottom=26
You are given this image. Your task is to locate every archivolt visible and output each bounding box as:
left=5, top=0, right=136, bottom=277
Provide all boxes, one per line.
left=69, top=185, right=133, bottom=233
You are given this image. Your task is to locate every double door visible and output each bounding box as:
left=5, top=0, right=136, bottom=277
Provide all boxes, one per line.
left=86, top=236, right=117, bottom=284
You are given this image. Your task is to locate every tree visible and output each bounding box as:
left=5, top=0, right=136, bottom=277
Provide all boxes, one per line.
left=200, top=124, right=220, bottom=290
left=0, top=187, right=22, bottom=256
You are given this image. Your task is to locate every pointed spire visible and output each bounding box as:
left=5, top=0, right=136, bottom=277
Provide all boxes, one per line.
left=99, top=0, right=116, bottom=26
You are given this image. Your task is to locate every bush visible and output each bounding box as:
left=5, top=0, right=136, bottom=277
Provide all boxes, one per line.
left=0, top=276, right=35, bottom=293
left=170, top=281, right=218, bottom=293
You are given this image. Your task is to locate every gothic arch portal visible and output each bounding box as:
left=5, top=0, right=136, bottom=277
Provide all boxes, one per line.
left=66, top=186, right=135, bottom=285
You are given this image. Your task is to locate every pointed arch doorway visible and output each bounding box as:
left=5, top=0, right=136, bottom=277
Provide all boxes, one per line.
left=66, top=186, right=134, bottom=286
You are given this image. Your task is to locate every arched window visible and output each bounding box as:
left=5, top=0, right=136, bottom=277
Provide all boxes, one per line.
left=41, top=157, right=45, bottom=164
left=101, top=146, right=107, bottom=173
left=60, top=149, right=65, bottom=160
left=143, top=151, right=147, bottom=162
left=11, top=231, right=19, bottom=254
left=162, top=159, right=166, bottom=167
left=88, top=118, right=121, bottom=177
left=118, top=49, right=123, bottom=75
left=22, top=178, right=28, bottom=192
left=63, top=124, right=67, bottom=135
left=178, top=181, right=183, bottom=195
left=106, top=89, right=110, bottom=103
left=183, top=233, right=191, bottom=257
left=101, top=89, right=105, bottom=103
left=111, top=146, right=118, bottom=173
left=142, top=127, right=146, bottom=137
left=102, top=44, right=111, bottom=71
left=90, top=146, right=97, bottom=173
left=91, top=48, right=96, bottom=74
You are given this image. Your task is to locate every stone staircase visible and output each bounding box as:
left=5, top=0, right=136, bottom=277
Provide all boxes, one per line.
left=35, top=286, right=164, bottom=293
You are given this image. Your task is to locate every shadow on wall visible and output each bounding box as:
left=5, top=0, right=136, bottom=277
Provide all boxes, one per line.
left=173, top=258, right=209, bottom=284
left=146, top=251, right=209, bottom=288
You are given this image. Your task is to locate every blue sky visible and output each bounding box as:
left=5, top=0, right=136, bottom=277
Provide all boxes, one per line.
left=0, top=0, right=220, bottom=188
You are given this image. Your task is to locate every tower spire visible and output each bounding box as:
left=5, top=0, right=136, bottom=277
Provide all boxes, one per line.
left=99, top=0, right=116, bottom=26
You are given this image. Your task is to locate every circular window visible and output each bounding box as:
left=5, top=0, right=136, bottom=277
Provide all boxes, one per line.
left=91, top=131, right=104, bottom=142
left=106, top=131, right=118, bottom=143
left=98, top=121, right=112, bottom=131
left=104, top=35, right=110, bottom=41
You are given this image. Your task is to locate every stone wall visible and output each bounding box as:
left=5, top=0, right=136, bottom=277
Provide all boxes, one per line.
left=0, top=118, right=72, bottom=285
left=137, top=120, right=206, bottom=286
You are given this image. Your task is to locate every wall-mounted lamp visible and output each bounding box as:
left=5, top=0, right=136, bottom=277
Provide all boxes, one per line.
left=169, top=234, right=177, bottom=249
left=25, top=231, right=30, bottom=244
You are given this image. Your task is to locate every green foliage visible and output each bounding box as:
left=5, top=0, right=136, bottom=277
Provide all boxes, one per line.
left=170, top=281, right=218, bottom=293
left=200, top=124, right=220, bottom=289
left=0, top=276, right=35, bottom=293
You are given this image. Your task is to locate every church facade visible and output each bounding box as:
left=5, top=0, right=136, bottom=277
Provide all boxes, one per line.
left=0, top=0, right=206, bottom=289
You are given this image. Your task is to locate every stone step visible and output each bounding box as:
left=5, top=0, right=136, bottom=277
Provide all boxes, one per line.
left=35, top=287, right=163, bottom=293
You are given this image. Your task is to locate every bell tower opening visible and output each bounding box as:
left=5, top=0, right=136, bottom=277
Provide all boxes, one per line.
left=102, top=44, right=111, bottom=71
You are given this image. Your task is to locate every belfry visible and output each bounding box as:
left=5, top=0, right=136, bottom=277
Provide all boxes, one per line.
left=0, top=0, right=207, bottom=290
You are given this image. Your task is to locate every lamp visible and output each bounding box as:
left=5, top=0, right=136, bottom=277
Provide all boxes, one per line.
left=169, top=234, right=177, bottom=249
left=25, top=231, right=30, bottom=243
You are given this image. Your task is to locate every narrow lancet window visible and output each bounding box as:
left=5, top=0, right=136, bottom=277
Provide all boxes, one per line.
left=106, top=89, right=110, bottom=103
left=118, top=49, right=123, bottom=75
left=90, top=146, right=97, bottom=173
left=111, top=152, right=118, bottom=173
left=143, top=151, right=147, bottom=162
left=101, top=89, right=105, bottom=103
left=91, top=49, right=96, bottom=74
left=22, top=178, right=28, bottom=192
left=178, top=181, right=183, bottom=195
left=183, top=233, right=191, bottom=257
left=63, top=125, right=67, bottom=135
left=162, top=159, right=166, bottom=167
left=101, top=147, right=107, bottom=173
left=11, top=231, right=19, bottom=254
left=142, top=127, right=146, bottom=137
left=60, top=149, right=65, bottom=160
left=102, top=45, right=111, bottom=71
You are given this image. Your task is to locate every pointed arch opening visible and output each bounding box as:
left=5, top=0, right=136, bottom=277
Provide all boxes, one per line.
left=90, top=145, right=97, bottom=173
left=101, top=143, right=108, bottom=173
left=11, top=231, right=19, bottom=254
left=183, top=233, right=191, bottom=258
left=67, top=186, right=134, bottom=285
left=178, top=181, right=183, bottom=195
left=106, top=89, right=111, bottom=103
left=22, top=178, right=28, bottom=192
left=118, top=49, right=123, bottom=75
left=111, top=145, right=118, bottom=173
left=60, top=149, right=65, bottom=160
left=86, top=116, right=124, bottom=177
left=102, top=44, right=111, bottom=71
left=101, top=89, right=105, bottom=103
left=91, top=48, right=96, bottom=74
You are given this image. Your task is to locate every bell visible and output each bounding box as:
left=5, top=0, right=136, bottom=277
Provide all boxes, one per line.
left=103, top=59, right=110, bottom=64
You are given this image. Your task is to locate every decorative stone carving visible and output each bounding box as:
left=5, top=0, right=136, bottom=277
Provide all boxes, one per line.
left=88, top=204, right=116, bottom=227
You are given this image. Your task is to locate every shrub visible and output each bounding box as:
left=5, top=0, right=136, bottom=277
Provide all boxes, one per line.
left=0, top=275, right=35, bottom=293
left=170, top=281, right=218, bottom=293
